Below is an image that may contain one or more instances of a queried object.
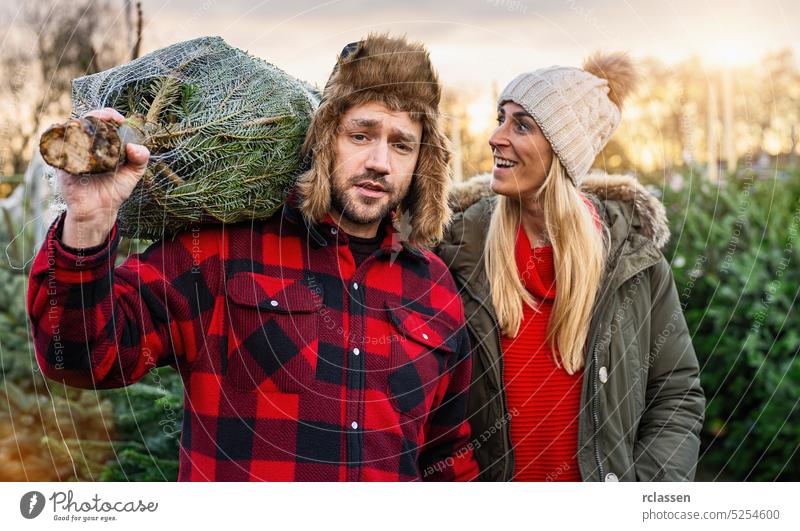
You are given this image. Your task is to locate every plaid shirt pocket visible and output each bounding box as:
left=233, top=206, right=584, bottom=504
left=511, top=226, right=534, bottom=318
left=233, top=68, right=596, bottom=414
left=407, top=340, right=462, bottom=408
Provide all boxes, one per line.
left=385, top=304, right=456, bottom=425
left=225, top=272, right=323, bottom=393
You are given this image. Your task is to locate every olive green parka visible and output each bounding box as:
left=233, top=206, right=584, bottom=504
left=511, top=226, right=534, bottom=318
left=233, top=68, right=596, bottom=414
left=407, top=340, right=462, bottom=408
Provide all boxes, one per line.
left=436, top=173, right=705, bottom=481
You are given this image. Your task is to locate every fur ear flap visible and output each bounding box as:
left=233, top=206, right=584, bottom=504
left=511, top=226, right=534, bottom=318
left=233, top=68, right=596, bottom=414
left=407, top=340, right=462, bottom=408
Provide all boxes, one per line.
left=294, top=105, right=336, bottom=223
left=404, top=117, right=452, bottom=247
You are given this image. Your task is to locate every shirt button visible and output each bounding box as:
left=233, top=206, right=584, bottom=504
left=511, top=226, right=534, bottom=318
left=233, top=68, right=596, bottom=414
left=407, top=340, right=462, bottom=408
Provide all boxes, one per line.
left=598, top=366, right=608, bottom=383
left=352, top=282, right=359, bottom=290
left=352, top=347, right=360, bottom=356
left=421, top=333, right=429, bottom=340
left=604, top=472, right=618, bottom=482
left=351, top=421, right=358, bottom=429
left=270, top=300, right=279, bottom=307
left=330, top=227, right=338, bottom=235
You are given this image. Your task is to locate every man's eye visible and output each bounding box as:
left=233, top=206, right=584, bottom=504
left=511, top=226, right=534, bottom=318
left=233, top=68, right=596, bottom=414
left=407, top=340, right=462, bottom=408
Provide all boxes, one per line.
left=352, top=134, right=367, bottom=142
left=394, top=143, right=413, bottom=152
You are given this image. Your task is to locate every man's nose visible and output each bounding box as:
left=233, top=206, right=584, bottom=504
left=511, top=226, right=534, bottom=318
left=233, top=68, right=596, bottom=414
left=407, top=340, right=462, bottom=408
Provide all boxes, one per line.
left=365, top=140, right=391, bottom=175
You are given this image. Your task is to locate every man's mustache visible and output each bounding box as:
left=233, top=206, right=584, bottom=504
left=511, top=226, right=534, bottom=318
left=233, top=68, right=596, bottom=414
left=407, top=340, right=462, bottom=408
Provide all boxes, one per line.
left=349, top=171, right=394, bottom=193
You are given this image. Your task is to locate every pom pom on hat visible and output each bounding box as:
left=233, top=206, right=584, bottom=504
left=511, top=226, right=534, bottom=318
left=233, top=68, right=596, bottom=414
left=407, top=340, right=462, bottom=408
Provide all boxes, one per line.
left=583, top=52, right=638, bottom=109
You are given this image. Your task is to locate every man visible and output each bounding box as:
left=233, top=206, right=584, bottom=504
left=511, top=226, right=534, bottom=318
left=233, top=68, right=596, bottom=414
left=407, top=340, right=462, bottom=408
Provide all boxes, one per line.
left=27, top=34, right=478, bottom=481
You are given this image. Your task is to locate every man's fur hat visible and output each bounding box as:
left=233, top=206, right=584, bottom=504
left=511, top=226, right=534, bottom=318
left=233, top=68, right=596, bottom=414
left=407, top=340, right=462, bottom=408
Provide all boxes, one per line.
left=294, top=33, right=451, bottom=247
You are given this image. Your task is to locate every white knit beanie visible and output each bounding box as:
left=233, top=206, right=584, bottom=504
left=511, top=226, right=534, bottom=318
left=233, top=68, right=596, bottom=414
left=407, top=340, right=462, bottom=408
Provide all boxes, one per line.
left=497, top=52, right=637, bottom=186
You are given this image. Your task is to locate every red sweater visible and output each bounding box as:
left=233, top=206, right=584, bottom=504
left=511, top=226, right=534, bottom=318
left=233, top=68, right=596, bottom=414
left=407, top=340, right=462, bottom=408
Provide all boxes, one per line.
left=501, top=225, right=583, bottom=481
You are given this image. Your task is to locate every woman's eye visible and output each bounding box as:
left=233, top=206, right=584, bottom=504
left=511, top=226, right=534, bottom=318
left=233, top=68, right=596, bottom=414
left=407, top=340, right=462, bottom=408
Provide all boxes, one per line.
left=515, top=121, right=530, bottom=133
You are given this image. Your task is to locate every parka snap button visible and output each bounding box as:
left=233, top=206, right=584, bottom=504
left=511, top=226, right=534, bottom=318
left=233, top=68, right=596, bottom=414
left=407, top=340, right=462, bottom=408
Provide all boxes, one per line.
left=604, top=472, right=618, bottom=482
left=270, top=300, right=279, bottom=307
left=598, top=366, right=608, bottom=383
left=330, top=227, right=338, bottom=235
left=422, top=333, right=429, bottom=340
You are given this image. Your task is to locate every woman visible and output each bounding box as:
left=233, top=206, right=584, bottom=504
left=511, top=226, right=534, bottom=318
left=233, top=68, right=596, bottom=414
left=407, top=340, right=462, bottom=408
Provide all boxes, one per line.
left=437, top=53, right=705, bottom=481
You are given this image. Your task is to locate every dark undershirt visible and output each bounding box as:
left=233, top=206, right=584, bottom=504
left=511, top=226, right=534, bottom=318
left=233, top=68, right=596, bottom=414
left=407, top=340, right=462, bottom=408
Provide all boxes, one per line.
left=348, top=232, right=384, bottom=267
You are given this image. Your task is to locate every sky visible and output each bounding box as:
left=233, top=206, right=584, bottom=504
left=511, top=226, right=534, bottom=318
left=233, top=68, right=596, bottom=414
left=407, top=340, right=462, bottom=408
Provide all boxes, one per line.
left=131, top=0, right=800, bottom=91
left=0, top=0, right=797, bottom=91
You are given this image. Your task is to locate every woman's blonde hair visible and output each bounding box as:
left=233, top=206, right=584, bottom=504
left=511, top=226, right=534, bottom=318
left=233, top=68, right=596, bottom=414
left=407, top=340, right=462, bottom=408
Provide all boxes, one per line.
left=484, top=156, right=606, bottom=374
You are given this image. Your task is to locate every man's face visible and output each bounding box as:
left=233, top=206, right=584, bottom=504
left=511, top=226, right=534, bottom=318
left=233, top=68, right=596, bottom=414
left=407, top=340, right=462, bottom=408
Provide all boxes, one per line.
left=329, top=101, right=422, bottom=228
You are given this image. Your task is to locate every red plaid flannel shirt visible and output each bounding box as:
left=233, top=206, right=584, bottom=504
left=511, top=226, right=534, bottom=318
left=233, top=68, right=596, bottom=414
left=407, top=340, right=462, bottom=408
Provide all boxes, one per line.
left=27, top=190, right=479, bottom=481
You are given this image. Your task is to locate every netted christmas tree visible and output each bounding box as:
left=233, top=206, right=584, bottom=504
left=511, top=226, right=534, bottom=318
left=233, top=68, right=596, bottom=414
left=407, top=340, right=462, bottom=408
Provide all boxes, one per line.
left=44, top=36, right=319, bottom=239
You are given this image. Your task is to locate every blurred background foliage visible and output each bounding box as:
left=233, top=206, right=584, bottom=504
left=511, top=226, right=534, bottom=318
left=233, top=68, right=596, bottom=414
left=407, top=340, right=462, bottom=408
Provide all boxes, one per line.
left=661, top=165, right=800, bottom=480
left=0, top=259, right=183, bottom=481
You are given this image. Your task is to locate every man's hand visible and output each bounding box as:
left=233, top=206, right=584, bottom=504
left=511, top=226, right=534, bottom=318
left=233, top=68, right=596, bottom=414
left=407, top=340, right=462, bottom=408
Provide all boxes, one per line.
left=57, top=108, right=149, bottom=249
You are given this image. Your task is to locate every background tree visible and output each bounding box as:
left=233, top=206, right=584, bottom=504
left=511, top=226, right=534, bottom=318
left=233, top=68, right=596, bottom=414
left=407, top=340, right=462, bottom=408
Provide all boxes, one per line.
left=0, top=0, right=142, bottom=177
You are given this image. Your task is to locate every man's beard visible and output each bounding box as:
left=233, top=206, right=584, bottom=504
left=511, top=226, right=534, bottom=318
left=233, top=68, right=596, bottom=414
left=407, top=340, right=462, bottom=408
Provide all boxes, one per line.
left=330, top=170, right=406, bottom=226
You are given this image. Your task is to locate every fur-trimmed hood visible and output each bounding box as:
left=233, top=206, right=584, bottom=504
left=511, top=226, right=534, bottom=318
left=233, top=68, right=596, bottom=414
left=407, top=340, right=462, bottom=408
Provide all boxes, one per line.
left=293, top=33, right=451, bottom=248
left=446, top=171, right=670, bottom=249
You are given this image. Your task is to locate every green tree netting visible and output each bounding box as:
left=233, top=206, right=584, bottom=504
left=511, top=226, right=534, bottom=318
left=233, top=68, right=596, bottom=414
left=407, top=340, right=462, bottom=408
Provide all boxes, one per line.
left=48, top=36, right=320, bottom=240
